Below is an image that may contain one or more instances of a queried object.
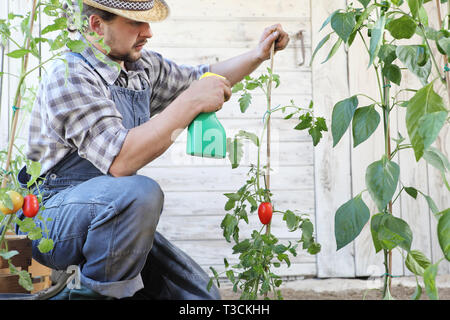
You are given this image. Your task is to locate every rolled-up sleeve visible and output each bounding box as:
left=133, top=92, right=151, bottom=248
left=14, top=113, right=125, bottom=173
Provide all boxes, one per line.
left=44, top=61, right=128, bottom=174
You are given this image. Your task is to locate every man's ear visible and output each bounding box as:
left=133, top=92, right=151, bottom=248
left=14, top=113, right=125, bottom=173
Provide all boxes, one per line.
left=88, top=14, right=105, bottom=36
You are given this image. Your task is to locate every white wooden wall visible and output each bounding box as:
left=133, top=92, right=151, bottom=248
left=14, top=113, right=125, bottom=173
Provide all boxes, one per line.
left=1, top=0, right=448, bottom=280
left=147, top=0, right=316, bottom=277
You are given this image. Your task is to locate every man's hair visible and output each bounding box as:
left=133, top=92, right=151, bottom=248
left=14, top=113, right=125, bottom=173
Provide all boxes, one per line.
left=82, top=4, right=117, bottom=22
left=64, top=3, right=117, bottom=32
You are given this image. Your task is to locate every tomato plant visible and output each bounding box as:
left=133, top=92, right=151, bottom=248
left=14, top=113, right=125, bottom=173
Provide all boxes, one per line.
left=312, top=0, right=450, bottom=299
left=208, top=68, right=324, bottom=299
left=0, top=0, right=97, bottom=292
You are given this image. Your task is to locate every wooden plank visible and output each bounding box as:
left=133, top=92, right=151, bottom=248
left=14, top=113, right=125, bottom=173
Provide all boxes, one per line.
left=0, top=274, right=29, bottom=293
left=162, top=189, right=315, bottom=216
left=157, top=213, right=317, bottom=241
left=152, top=140, right=314, bottom=168
left=0, top=236, right=32, bottom=269
left=155, top=47, right=312, bottom=71
left=150, top=19, right=310, bottom=48
left=311, top=0, right=355, bottom=278
left=140, top=165, right=314, bottom=192
left=167, top=0, right=311, bottom=19
left=169, top=239, right=316, bottom=266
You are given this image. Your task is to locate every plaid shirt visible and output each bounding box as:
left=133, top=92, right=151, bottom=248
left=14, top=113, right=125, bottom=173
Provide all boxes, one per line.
left=27, top=39, right=209, bottom=175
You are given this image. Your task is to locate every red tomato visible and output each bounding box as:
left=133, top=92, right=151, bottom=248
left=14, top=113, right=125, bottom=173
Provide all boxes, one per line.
left=22, top=194, right=39, bottom=218
left=258, top=202, right=273, bottom=225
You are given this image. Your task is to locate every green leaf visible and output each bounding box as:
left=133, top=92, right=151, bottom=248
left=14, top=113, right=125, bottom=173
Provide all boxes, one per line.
left=238, top=92, right=252, bottom=113
left=17, top=270, right=33, bottom=292
left=411, top=283, right=422, bottom=300
left=301, top=219, right=314, bottom=248
left=437, top=210, right=450, bottom=260
left=334, top=195, right=370, bottom=250
left=232, top=239, right=251, bottom=254
left=236, top=130, right=259, bottom=147
left=0, top=250, right=19, bottom=260
left=37, top=238, right=54, bottom=253
left=232, top=82, right=244, bottom=93
left=220, top=214, right=238, bottom=242
left=407, top=0, right=424, bottom=19
left=404, top=187, right=418, bottom=199
left=330, top=12, right=356, bottom=43
left=41, top=17, right=68, bottom=34
left=368, top=15, right=386, bottom=67
left=322, top=37, right=343, bottom=64
left=406, top=82, right=447, bottom=161
left=377, top=214, right=413, bottom=251
left=405, top=250, right=431, bottom=275
left=0, top=190, right=13, bottom=210
left=224, top=199, right=235, bottom=211
left=294, top=113, right=313, bottom=130
left=365, top=156, right=400, bottom=211
left=352, top=105, right=380, bottom=147
left=378, top=44, right=397, bottom=65
left=423, top=146, right=450, bottom=174
left=6, top=49, right=31, bottom=59
left=308, top=125, right=324, bottom=146
left=437, top=37, right=450, bottom=56
left=418, top=112, right=447, bottom=151
left=66, top=39, right=87, bottom=53
left=381, top=64, right=402, bottom=85
left=422, top=194, right=439, bottom=216
left=386, top=15, right=417, bottom=39
left=396, top=45, right=431, bottom=85
left=370, top=213, right=385, bottom=252
left=283, top=210, right=299, bottom=231
left=320, top=10, right=340, bottom=31
left=358, top=0, right=371, bottom=7
left=424, top=262, right=439, bottom=300
left=226, top=137, right=243, bottom=169
left=331, top=96, right=359, bottom=147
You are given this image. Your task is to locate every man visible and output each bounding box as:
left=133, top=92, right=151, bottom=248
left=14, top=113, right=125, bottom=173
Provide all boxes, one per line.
left=18, top=0, right=289, bottom=299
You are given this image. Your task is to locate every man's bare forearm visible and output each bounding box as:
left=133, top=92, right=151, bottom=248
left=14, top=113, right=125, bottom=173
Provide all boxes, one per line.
left=209, top=48, right=263, bottom=86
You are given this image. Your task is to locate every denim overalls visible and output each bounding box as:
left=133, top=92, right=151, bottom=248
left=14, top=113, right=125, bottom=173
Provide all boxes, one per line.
left=16, top=52, right=220, bottom=300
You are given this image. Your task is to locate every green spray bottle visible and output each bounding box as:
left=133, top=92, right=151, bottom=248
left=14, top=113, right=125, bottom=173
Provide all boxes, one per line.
left=186, top=72, right=226, bottom=158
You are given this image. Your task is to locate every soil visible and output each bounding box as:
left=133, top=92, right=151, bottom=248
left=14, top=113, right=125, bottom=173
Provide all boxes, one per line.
left=218, top=275, right=450, bottom=300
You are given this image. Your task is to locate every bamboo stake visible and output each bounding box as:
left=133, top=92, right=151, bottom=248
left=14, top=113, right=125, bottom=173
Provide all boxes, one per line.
left=265, top=41, right=275, bottom=235
left=1, top=0, right=38, bottom=190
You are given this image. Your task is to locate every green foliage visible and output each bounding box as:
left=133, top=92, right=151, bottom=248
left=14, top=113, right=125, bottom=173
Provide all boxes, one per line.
left=334, top=195, right=370, bottom=250
left=312, top=0, right=450, bottom=300
left=0, top=0, right=112, bottom=292
left=211, top=70, right=323, bottom=299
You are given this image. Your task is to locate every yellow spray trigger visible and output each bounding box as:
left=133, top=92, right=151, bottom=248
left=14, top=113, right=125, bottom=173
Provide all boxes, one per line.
left=186, top=72, right=227, bottom=159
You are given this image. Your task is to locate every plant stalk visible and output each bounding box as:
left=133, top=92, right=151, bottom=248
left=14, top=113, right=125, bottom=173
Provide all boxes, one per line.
left=2, top=0, right=38, bottom=189
left=382, top=73, right=394, bottom=293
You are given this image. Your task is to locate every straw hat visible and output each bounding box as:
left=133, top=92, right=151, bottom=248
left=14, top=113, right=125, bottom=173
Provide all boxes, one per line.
left=82, top=0, right=170, bottom=23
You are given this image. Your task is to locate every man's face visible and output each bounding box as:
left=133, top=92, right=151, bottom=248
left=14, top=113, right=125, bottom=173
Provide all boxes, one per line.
left=101, top=15, right=153, bottom=63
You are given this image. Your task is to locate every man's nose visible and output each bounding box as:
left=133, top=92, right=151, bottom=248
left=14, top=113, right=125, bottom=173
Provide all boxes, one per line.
left=140, top=23, right=153, bottom=38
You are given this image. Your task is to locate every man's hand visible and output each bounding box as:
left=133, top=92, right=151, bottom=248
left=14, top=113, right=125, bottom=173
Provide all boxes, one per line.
left=181, top=76, right=232, bottom=113
left=256, top=24, right=290, bottom=61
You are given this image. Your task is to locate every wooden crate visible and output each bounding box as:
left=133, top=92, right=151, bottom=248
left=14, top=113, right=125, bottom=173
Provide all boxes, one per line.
left=0, top=235, right=52, bottom=294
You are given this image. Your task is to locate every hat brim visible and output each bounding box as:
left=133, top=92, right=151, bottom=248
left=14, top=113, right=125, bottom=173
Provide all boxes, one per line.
left=82, top=0, right=170, bottom=23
